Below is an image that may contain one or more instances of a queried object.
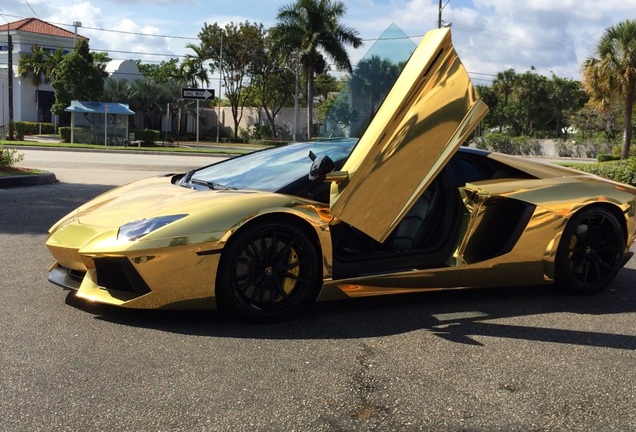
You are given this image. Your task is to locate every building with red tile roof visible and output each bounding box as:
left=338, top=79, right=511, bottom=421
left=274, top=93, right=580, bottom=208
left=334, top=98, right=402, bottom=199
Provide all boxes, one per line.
left=0, top=17, right=86, bottom=40
left=1, top=18, right=87, bottom=129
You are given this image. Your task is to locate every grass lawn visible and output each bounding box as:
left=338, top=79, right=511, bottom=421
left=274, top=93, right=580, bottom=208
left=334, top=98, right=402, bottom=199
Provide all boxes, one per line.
left=0, top=166, right=44, bottom=177
left=0, top=139, right=263, bottom=156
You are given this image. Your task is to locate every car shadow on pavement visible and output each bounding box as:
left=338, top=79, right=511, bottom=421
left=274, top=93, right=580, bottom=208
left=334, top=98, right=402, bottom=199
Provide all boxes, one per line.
left=0, top=182, right=114, bottom=235
left=68, top=264, right=636, bottom=351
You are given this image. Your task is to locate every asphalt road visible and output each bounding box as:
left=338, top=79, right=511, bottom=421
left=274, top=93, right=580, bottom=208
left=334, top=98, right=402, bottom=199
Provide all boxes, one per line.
left=1, top=149, right=635, bottom=431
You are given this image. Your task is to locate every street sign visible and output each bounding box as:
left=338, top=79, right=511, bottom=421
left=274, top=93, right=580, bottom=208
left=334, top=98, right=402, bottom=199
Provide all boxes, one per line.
left=181, top=88, right=215, bottom=100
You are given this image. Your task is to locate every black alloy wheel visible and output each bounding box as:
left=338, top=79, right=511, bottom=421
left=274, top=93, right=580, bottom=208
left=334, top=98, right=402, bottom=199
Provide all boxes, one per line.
left=217, top=220, right=321, bottom=321
left=556, top=207, right=625, bottom=294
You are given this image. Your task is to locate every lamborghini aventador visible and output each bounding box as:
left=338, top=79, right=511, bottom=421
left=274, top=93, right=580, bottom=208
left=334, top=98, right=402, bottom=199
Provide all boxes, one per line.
left=46, top=28, right=636, bottom=321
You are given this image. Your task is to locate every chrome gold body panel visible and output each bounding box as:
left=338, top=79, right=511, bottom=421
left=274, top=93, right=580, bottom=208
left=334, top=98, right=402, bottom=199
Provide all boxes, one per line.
left=45, top=28, right=636, bottom=314
left=330, top=28, right=488, bottom=243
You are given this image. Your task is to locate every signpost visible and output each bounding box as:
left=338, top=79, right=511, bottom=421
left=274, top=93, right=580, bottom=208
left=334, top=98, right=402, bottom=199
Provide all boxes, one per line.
left=181, top=88, right=215, bottom=145
left=181, top=88, right=215, bottom=100
left=104, top=104, right=109, bottom=145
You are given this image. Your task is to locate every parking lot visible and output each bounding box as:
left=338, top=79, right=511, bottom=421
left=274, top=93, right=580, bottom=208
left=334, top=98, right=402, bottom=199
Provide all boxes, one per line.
left=1, top=149, right=635, bottom=431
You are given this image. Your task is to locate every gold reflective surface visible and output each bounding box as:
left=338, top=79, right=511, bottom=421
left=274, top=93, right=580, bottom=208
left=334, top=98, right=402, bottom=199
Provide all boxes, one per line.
left=330, top=28, right=488, bottom=243
left=45, top=28, right=636, bottom=312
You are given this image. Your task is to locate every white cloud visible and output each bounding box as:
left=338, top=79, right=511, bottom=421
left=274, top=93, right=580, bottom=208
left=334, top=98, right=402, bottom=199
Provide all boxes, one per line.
left=2, top=0, right=631, bottom=79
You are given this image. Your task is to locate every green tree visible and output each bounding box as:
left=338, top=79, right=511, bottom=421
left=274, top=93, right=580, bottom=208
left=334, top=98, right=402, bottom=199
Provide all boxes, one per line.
left=271, top=0, right=362, bottom=139
left=476, top=84, right=498, bottom=131
left=349, top=55, right=400, bottom=120
left=51, top=39, right=108, bottom=114
left=182, top=42, right=211, bottom=88
left=18, top=46, right=50, bottom=119
left=316, top=92, right=357, bottom=137
left=18, top=46, right=49, bottom=89
left=582, top=19, right=636, bottom=159
left=509, top=68, right=549, bottom=136
left=159, top=77, right=191, bottom=136
left=313, top=73, right=339, bottom=103
left=103, top=78, right=132, bottom=103
left=135, top=59, right=182, bottom=84
left=129, top=79, right=164, bottom=129
left=250, top=34, right=296, bottom=139
left=546, top=74, right=587, bottom=137
left=199, top=21, right=265, bottom=140
left=491, top=68, right=518, bottom=133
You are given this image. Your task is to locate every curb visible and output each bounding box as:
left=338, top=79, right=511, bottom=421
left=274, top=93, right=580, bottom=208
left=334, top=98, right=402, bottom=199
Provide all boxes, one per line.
left=0, top=171, right=58, bottom=188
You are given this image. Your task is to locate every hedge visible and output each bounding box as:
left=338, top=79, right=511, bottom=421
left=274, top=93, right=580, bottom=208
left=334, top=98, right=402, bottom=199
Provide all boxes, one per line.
left=58, top=127, right=95, bottom=144
left=13, top=121, right=56, bottom=139
left=130, top=129, right=160, bottom=145
left=572, top=159, right=636, bottom=186
left=474, top=133, right=541, bottom=155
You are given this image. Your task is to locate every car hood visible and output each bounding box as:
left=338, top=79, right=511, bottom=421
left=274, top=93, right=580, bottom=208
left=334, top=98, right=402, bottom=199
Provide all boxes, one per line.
left=55, top=175, right=260, bottom=229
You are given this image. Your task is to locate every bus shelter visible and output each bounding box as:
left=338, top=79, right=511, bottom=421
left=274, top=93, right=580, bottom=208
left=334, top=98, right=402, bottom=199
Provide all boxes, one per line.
left=65, top=101, right=135, bottom=145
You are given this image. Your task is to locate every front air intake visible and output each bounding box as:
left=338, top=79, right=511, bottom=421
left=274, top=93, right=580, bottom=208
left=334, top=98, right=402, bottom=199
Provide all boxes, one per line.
left=94, top=257, right=151, bottom=295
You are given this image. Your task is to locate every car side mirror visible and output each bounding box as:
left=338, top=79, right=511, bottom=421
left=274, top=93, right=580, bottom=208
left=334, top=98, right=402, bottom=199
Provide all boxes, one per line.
left=308, top=151, right=336, bottom=181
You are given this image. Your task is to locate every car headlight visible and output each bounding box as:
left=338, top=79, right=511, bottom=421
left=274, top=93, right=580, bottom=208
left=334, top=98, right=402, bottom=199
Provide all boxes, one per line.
left=117, top=214, right=188, bottom=241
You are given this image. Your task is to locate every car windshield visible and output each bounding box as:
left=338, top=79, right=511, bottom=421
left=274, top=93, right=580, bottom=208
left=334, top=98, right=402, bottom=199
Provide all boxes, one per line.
left=186, top=139, right=355, bottom=191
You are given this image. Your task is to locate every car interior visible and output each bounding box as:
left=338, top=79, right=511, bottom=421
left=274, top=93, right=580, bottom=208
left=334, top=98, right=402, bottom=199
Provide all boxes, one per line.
left=326, top=148, right=537, bottom=279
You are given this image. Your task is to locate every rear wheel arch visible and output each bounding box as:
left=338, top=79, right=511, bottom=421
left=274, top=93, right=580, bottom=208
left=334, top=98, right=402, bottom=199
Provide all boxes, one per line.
left=590, top=202, right=628, bottom=244
left=555, top=204, right=626, bottom=294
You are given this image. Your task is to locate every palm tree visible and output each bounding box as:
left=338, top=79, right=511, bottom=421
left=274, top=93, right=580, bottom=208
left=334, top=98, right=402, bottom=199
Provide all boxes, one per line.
left=271, top=0, right=362, bottom=139
left=44, top=48, right=65, bottom=83
left=491, top=68, right=518, bottom=133
left=349, top=55, right=400, bottom=119
left=18, top=47, right=50, bottom=119
left=103, top=78, right=132, bottom=103
left=129, top=79, right=163, bottom=129
left=182, top=42, right=210, bottom=88
left=582, top=19, right=636, bottom=159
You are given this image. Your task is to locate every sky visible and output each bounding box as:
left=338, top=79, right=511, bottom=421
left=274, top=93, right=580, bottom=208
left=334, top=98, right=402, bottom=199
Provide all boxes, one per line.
left=1, top=0, right=634, bottom=85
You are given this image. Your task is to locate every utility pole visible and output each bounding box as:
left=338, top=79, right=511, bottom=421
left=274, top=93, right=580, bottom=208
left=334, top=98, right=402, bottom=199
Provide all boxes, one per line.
left=7, top=32, right=14, bottom=140
left=293, top=52, right=299, bottom=141
left=73, top=21, right=82, bottom=46
left=438, top=0, right=450, bottom=28
left=216, top=35, right=223, bottom=143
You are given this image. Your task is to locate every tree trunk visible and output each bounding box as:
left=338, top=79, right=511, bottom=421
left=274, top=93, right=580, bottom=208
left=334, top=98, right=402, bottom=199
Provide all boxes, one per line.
left=262, top=107, right=277, bottom=138
left=307, top=67, right=315, bottom=140
left=621, top=81, right=634, bottom=160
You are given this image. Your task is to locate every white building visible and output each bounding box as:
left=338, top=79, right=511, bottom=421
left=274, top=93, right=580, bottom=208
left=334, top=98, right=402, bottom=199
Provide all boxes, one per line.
left=1, top=17, right=84, bottom=131
left=0, top=17, right=305, bottom=141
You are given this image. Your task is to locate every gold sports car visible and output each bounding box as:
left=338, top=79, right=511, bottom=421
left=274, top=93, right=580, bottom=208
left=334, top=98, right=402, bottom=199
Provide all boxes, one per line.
left=46, top=29, right=636, bottom=321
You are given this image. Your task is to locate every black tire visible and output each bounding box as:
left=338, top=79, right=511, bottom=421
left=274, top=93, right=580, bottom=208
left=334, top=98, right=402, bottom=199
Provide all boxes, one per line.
left=555, top=207, right=625, bottom=294
left=216, top=220, right=321, bottom=321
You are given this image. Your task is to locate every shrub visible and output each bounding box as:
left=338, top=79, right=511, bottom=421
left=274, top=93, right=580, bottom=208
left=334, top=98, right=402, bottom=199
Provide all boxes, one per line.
left=249, top=139, right=290, bottom=147
left=13, top=121, right=56, bottom=139
left=597, top=154, right=620, bottom=162
left=512, top=136, right=542, bottom=156
left=131, top=129, right=160, bottom=146
left=0, top=145, right=25, bottom=168
left=611, top=145, right=636, bottom=157
left=58, top=127, right=95, bottom=144
left=482, top=133, right=515, bottom=154
left=556, top=141, right=572, bottom=157
left=572, top=159, right=636, bottom=186
left=477, top=134, right=542, bottom=155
